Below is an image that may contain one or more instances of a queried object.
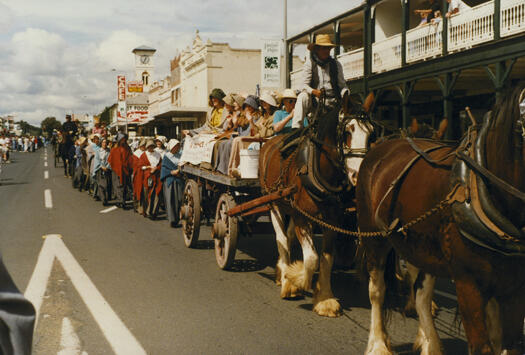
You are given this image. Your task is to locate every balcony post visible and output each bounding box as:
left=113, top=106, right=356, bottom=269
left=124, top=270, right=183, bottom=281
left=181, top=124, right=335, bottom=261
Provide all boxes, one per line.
left=494, top=0, right=501, bottom=40
left=397, top=81, right=415, bottom=128
left=402, top=0, right=409, bottom=66
left=364, top=5, right=373, bottom=93
left=334, top=21, right=341, bottom=57
left=286, top=42, right=294, bottom=88
left=442, top=0, right=448, bottom=56
left=435, top=72, right=459, bottom=139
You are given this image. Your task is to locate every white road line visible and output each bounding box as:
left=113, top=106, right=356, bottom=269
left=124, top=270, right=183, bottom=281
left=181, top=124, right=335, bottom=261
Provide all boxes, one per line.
left=44, top=171, right=49, bottom=179
left=44, top=162, right=48, bottom=167
left=100, top=206, right=118, bottom=214
left=44, top=189, right=53, bottom=208
left=25, top=235, right=146, bottom=355
left=434, top=289, right=457, bottom=301
left=44, top=156, right=47, bottom=161
left=58, top=317, right=83, bottom=355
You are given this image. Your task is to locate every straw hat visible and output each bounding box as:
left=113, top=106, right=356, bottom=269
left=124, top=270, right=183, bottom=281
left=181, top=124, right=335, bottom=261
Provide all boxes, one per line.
left=260, top=93, right=278, bottom=107
left=281, top=89, right=297, bottom=100
left=166, top=138, right=180, bottom=151
left=223, top=94, right=235, bottom=106
left=78, top=136, right=87, bottom=145
left=307, top=34, right=336, bottom=50
left=232, top=93, right=245, bottom=108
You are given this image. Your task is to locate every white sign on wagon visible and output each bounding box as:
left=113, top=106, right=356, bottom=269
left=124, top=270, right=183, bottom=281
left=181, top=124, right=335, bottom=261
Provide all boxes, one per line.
left=180, top=134, right=217, bottom=165
left=261, top=39, right=281, bottom=88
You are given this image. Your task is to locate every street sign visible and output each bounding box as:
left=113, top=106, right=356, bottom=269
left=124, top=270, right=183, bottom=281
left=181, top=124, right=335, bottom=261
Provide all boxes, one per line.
left=117, top=76, right=126, bottom=102
left=261, top=39, right=281, bottom=88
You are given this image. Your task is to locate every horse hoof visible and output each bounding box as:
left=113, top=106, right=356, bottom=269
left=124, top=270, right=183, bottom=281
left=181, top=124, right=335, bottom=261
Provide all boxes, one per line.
left=313, top=298, right=342, bottom=318
left=366, top=342, right=392, bottom=355
left=280, top=280, right=301, bottom=299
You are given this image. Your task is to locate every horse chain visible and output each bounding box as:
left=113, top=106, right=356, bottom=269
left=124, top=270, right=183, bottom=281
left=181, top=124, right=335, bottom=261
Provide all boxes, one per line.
left=290, top=194, right=452, bottom=238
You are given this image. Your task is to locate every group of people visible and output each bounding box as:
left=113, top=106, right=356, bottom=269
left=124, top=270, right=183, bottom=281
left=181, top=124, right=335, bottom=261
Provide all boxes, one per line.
left=57, top=126, right=185, bottom=228
left=415, top=0, right=470, bottom=27
left=0, top=135, right=43, bottom=163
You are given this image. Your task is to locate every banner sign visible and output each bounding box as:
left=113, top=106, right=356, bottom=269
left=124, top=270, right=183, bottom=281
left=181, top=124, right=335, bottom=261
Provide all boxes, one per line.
left=117, top=76, right=126, bottom=102
left=128, top=81, right=143, bottom=93
left=117, top=101, right=127, bottom=119
left=261, top=39, right=281, bottom=88
left=180, top=134, right=217, bottom=165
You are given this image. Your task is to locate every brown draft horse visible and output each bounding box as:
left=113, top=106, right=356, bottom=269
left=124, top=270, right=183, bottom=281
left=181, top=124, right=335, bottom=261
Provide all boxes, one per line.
left=356, top=85, right=525, bottom=355
left=259, top=95, right=374, bottom=317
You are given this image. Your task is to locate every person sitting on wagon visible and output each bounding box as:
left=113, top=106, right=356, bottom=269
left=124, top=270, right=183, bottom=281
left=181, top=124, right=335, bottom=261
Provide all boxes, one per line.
left=184, top=88, right=228, bottom=136
left=161, top=139, right=184, bottom=228
left=252, top=93, right=278, bottom=138
left=227, top=95, right=261, bottom=178
left=273, top=89, right=298, bottom=135
left=292, top=34, right=349, bottom=129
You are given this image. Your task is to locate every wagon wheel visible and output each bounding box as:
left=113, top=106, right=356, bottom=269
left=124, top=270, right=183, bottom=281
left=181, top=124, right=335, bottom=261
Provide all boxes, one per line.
left=181, top=179, right=201, bottom=248
left=213, top=193, right=238, bottom=270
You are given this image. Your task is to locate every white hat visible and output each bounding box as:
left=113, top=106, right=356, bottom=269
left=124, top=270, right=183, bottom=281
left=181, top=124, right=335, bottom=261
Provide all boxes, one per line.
left=281, top=89, right=297, bottom=99
left=260, top=93, right=278, bottom=107
left=167, top=138, right=180, bottom=151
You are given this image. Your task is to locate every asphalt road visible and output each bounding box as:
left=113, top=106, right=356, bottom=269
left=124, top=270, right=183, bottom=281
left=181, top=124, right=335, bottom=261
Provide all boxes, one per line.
left=0, top=147, right=468, bottom=354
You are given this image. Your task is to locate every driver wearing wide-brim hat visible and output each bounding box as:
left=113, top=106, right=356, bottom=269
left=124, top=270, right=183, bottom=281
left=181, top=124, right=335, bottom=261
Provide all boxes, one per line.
left=292, top=34, right=349, bottom=129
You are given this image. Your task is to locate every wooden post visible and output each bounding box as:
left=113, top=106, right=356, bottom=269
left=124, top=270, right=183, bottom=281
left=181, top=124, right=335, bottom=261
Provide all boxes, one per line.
left=397, top=81, right=415, bottom=129
left=334, top=21, right=341, bottom=57
left=442, top=0, right=448, bottom=56
left=494, top=0, right=501, bottom=40
left=402, top=0, right=409, bottom=66
left=435, top=72, right=459, bottom=139
left=364, top=4, right=373, bottom=93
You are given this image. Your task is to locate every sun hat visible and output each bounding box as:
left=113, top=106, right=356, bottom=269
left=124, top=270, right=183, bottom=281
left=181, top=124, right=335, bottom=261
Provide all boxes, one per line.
left=223, top=94, right=235, bottom=106
left=232, top=94, right=245, bottom=108
left=260, top=93, right=278, bottom=107
left=281, top=89, right=297, bottom=100
left=307, top=34, right=336, bottom=51
left=78, top=136, right=87, bottom=145
left=139, top=138, right=147, bottom=147
left=166, top=139, right=180, bottom=151
left=146, top=139, right=156, bottom=148
left=243, top=95, right=259, bottom=110
left=209, top=88, right=226, bottom=101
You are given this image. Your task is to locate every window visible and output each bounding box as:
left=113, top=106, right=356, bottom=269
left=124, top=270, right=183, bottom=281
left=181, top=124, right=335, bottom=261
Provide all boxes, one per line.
left=142, top=71, right=149, bottom=86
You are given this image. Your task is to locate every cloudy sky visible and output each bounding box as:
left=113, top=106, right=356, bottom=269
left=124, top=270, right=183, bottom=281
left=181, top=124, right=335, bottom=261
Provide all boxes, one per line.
left=0, top=0, right=361, bottom=125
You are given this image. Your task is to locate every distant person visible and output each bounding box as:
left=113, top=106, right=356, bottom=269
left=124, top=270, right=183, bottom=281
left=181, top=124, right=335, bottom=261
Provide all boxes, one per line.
left=161, top=139, right=183, bottom=227
left=108, top=133, right=133, bottom=209
left=446, top=0, right=469, bottom=17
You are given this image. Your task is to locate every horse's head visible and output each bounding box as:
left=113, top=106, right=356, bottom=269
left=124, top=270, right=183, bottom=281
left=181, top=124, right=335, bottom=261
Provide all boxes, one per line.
left=338, top=93, right=375, bottom=186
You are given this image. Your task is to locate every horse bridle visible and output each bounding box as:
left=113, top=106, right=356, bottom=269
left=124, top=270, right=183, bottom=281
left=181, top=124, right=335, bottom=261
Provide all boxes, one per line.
left=337, top=111, right=372, bottom=161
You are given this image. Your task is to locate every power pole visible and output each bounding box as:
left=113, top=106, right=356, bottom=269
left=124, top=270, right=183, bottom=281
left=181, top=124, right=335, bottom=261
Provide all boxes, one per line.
left=283, top=0, right=288, bottom=90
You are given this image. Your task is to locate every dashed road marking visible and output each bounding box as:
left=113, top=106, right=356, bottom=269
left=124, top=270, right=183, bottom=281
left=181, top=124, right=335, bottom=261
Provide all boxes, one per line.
left=25, top=235, right=146, bottom=355
left=44, top=171, right=49, bottom=179
left=44, top=162, right=48, bottom=167
left=44, top=156, right=47, bottom=161
left=44, top=189, right=53, bottom=208
left=100, top=206, right=118, bottom=214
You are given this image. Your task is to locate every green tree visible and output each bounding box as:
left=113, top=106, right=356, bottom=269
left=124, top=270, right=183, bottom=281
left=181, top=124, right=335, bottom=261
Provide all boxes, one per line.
left=98, top=106, right=112, bottom=126
left=40, top=116, right=62, bottom=137
left=17, top=120, right=42, bottom=136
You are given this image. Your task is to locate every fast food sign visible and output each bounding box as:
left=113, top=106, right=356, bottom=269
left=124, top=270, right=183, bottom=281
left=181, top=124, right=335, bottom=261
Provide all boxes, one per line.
left=117, top=75, right=126, bottom=101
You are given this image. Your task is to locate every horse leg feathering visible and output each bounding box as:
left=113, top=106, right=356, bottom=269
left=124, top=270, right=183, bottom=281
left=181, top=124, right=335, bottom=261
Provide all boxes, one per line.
left=413, top=273, right=443, bottom=355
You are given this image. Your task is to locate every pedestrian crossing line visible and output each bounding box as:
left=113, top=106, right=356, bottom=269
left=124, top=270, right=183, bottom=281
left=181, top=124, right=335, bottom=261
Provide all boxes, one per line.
left=25, top=235, right=147, bottom=355
left=44, top=189, right=53, bottom=208
left=44, top=171, right=49, bottom=179
left=100, top=206, right=118, bottom=214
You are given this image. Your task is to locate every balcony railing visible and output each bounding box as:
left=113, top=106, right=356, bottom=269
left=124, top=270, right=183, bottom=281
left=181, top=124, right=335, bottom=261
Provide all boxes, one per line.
left=406, top=22, right=443, bottom=63
left=372, top=34, right=402, bottom=73
left=338, top=48, right=365, bottom=79
left=501, top=0, right=525, bottom=36
left=288, top=0, right=525, bottom=86
left=448, top=1, right=494, bottom=52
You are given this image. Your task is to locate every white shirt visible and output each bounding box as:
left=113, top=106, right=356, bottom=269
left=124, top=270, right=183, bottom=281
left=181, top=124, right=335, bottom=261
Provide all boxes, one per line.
left=449, top=0, right=469, bottom=14
left=154, top=147, right=166, bottom=158
left=145, top=151, right=161, bottom=167
left=301, top=56, right=349, bottom=99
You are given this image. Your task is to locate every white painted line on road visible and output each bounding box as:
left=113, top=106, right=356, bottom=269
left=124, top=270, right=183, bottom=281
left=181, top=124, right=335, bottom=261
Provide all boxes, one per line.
left=44, top=189, right=53, bottom=208
left=58, top=317, right=84, bottom=355
left=25, top=235, right=146, bottom=355
left=100, top=206, right=118, bottom=214
left=44, top=161, right=48, bottom=167
left=44, top=156, right=47, bottom=161
left=434, top=289, right=457, bottom=301
left=44, top=171, right=49, bottom=179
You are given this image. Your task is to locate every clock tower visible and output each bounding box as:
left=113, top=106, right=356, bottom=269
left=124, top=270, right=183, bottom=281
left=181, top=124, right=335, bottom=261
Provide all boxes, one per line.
left=132, top=45, right=156, bottom=92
